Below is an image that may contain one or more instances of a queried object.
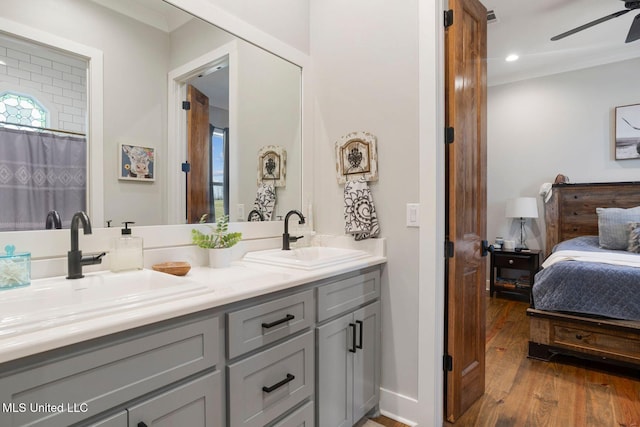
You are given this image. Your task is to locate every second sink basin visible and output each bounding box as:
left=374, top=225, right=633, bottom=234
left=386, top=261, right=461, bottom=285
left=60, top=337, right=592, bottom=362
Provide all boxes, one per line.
left=243, top=246, right=369, bottom=270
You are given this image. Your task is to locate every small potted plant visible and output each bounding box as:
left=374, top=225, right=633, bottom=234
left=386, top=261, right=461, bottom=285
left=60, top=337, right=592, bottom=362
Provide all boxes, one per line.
left=191, top=214, right=242, bottom=268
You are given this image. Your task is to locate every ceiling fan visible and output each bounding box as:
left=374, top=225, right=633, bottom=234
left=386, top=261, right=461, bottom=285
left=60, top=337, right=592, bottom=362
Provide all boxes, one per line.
left=551, top=0, right=640, bottom=43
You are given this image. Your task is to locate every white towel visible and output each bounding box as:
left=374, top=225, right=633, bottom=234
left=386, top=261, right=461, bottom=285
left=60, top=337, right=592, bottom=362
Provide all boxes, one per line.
left=344, top=177, right=380, bottom=241
left=539, top=182, right=553, bottom=203
left=253, top=183, right=276, bottom=220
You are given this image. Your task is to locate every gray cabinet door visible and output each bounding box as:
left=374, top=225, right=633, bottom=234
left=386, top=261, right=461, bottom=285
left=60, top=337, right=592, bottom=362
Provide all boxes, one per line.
left=128, top=371, right=222, bottom=427
left=316, top=312, right=353, bottom=427
left=352, top=301, right=380, bottom=422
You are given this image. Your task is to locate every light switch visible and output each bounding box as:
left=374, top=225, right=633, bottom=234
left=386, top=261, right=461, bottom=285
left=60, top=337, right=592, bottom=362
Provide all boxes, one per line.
left=406, top=203, right=420, bottom=227
left=237, top=204, right=245, bottom=221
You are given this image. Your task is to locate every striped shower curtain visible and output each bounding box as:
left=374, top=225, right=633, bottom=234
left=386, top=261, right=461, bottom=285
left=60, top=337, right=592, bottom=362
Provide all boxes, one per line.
left=0, top=127, right=86, bottom=231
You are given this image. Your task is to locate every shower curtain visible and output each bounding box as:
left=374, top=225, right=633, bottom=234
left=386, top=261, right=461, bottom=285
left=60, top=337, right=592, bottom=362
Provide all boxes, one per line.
left=0, top=127, right=87, bottom=231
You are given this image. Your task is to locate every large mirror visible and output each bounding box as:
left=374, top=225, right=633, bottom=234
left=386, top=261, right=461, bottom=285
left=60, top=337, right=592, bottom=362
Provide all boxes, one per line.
left=0, top=0, right=302, bottom=231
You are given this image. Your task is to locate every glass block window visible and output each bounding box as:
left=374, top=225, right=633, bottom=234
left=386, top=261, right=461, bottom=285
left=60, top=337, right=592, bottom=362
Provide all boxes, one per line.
left=0, top=92, right=48, bottom=129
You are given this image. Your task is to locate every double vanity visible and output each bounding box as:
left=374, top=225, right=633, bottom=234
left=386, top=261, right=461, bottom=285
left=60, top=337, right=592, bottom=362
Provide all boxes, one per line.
left=0, top=244, right=385, bottom=427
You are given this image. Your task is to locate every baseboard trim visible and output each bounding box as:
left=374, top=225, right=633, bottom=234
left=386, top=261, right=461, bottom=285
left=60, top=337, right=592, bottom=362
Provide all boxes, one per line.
left=379, top=388, right=419, bottom=426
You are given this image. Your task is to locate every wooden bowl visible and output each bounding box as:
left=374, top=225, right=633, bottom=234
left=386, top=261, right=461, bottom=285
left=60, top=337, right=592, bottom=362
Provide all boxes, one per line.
left=151, top=261, right=191, bottom=276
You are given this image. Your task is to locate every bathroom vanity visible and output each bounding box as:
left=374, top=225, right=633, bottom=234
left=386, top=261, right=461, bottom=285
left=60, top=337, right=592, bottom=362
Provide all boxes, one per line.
left=0, top=254, right=384, bottom=427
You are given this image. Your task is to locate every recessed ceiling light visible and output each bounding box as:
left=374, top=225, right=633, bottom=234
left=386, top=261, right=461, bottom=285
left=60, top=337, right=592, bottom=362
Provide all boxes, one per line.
left=505, top=54, right=519, bottom=62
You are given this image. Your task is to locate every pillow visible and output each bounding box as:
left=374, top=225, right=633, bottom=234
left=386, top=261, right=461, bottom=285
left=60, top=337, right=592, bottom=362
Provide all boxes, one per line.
left=596, top=206, right=640, bottom=250
left=628, top=222, right=640, bottom=253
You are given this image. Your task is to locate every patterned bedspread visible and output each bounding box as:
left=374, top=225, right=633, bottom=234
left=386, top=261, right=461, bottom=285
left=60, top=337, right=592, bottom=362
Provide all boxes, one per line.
left=532, top=236, right=640, bottom=321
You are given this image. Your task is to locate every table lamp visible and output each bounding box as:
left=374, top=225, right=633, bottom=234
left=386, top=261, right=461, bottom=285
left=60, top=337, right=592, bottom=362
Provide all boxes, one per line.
left=505, top=197, right=538, bottom=250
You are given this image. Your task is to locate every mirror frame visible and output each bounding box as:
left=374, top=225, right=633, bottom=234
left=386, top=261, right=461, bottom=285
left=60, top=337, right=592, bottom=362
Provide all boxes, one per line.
left=0, top=0, right=312, bottom=261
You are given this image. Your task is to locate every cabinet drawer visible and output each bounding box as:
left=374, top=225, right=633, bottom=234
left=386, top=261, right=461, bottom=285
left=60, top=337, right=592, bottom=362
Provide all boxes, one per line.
left=0, top=315, right=219, bottom=427
left=228, top=331, right=314, bottom=427
left=317, top=270, right=380, bottom=322
left=128, top=370, right=223, bottom=427
left=269, top=401, right=314, bottom=427
left=227, top=290, right=314, bottom=359
left=493, top=254, right=532, bottom=270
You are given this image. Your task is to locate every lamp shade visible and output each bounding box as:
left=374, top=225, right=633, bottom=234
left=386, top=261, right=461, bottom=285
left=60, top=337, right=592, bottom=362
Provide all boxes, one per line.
left=505, top=197, right=538, bottom=219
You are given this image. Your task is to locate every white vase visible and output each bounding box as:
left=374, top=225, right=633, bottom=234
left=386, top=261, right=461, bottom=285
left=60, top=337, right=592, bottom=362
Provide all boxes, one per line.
left=208, top=248, right=233, bottom=268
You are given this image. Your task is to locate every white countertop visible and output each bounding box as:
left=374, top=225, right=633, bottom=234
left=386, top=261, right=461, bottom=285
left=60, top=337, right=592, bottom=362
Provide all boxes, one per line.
left=0, top=252, right=385, bottom=365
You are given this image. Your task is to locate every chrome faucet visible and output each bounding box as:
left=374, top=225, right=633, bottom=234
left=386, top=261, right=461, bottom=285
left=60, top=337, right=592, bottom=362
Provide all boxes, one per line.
left=67, top=211, right=105, bottom=279
left=45, top=210, right=62, bottom=229
left=247, top=209, right=264, bottom=222
left=282, top=210, right=305, bottom=250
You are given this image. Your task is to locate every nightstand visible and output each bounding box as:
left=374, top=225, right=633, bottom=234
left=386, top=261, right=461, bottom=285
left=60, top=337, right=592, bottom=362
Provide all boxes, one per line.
left=490, top=249, right=541, bottom=301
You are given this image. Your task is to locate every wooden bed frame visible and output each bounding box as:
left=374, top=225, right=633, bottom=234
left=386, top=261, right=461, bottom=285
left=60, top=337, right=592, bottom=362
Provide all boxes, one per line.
left=527, top=181, right=640, bottom=368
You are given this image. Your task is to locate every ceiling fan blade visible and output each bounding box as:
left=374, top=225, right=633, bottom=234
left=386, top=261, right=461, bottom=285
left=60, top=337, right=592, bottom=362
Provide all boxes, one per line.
left=626, top=13, right=640, bottom=42
left=551, top=9, right=631, bottom=41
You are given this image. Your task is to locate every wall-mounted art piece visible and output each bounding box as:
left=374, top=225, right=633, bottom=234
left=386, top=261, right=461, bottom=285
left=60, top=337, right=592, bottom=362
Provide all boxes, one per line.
left=119, top=143, right=155, bottom=181
left=615, top=103, right=640, bottom=160
left=335, top=131, right=378, bottom=184
left=257, top=145, right=286, bottom=187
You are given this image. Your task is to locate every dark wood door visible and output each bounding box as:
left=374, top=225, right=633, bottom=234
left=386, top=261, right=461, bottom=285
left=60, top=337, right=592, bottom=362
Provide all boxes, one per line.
left=186, top=84, right=210, bottom=224
left=444, top=0, right=488, bottom=422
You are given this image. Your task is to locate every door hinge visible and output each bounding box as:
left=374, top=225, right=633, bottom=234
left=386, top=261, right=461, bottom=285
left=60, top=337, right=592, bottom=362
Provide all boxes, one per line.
left=182, top=101, right=191, bottom=110
left=443, top=354, right=453, bottom=371
left=445, top=127, right=454, bottom=144
left=444, top=10, right=454, bottom=28
left=445, top=240, right=454, bottom=258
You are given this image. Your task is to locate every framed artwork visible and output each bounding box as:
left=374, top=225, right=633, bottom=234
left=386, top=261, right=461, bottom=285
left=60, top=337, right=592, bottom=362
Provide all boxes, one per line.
left=257, top=145, right=286, bottom=187
left=615, top=103, right=640, bottom=160
left=119, top=143, right=155, bottom=181
left=335, top=131, right=378, bottom=184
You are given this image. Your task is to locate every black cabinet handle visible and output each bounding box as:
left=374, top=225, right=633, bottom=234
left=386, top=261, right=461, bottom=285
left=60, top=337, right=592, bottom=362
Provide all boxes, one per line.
left=262, top=373, right=295, bottom=393
left=349, top=323, right=357, bottom=353
left=262, top=314, right=295, bottom=329
left=138, top=422, right=148, bottom=427
left=356, top=320, right=363, bottom=349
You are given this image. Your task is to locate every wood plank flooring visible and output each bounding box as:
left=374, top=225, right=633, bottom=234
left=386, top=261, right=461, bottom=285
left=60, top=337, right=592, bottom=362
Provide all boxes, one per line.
left=448, top=295, right=640, bottom=426
left=372, top=295, right=640, bottom=427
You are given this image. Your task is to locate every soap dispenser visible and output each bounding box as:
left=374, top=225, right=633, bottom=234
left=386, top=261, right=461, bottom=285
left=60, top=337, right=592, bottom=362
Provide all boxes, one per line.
left=110, top=221, right=143, bottom=272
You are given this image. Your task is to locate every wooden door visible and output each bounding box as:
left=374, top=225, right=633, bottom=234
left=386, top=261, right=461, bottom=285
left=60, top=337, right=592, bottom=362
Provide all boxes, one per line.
left=187, top=84, right=210, bottom=224
left=444, top=0, right=487, bottom=422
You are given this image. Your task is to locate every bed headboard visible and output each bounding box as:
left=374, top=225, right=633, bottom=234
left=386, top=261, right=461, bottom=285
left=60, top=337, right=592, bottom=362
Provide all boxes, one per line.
left=545, top=181, right=640, bottom=253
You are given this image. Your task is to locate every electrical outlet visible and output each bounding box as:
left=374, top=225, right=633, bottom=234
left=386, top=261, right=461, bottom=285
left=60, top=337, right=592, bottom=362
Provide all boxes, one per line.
left=406, top=203, right=420, bottom=227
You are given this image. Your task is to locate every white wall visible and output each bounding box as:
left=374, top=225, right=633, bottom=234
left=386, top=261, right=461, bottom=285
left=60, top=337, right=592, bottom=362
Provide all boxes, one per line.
left=310, top=0, right=431, bottom=423
left=488, top=57, right=640, bottom=254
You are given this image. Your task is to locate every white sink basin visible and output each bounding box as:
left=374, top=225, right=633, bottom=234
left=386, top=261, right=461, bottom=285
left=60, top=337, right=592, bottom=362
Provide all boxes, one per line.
left=0, top=269, right=209, bottom=338
left=243, top=246, right=369, bottom=270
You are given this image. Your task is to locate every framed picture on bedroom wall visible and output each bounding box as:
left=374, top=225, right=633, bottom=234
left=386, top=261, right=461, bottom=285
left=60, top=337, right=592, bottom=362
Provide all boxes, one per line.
left=615, top=103, right=640, bottom=160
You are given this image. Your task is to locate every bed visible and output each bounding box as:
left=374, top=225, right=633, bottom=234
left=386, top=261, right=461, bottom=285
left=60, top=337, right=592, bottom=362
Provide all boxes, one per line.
left=527, top=181, right=640, bottom=368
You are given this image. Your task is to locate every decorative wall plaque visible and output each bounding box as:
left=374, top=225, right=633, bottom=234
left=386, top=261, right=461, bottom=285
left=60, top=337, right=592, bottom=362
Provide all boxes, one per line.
left=335, top=131, right=378, bottom=184
left=257, top=145, right=286, bottom=187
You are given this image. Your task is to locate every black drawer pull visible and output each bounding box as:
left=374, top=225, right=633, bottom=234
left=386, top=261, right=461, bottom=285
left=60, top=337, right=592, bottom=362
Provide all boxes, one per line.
left=262, top=314, right=295, bottom=329
left=349, top=323, right=357, bottom=353
left=262, top=373, right=295, bottom=393
left=138, top=423, right=148, bottom=427
left=356, top=320, right=363, bottom=349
